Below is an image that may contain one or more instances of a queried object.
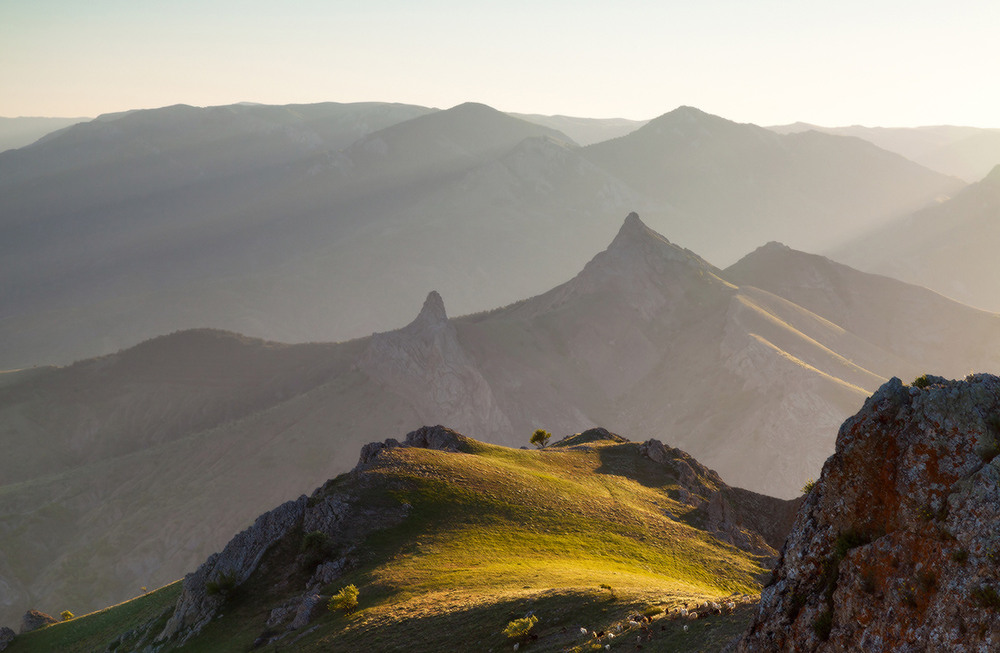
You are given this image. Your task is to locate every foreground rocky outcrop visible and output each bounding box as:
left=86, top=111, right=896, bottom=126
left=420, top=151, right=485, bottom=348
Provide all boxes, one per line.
left=740, top=374, right=1000, bottom=651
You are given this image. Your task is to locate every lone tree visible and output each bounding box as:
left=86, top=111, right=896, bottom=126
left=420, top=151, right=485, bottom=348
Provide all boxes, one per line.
left=530, top=428, right=551, bottom=449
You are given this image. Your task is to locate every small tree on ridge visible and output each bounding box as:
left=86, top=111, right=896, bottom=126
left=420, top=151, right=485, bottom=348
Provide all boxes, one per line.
left=530, top=428, right=551, bottom=449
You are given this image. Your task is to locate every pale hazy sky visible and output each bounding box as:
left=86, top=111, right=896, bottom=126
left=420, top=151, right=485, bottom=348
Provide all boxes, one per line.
left=3, top=0, right=999, bottom=127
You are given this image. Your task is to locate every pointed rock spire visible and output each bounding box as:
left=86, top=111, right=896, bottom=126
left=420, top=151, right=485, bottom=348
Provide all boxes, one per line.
left=411, top=290, right=447, bottom=329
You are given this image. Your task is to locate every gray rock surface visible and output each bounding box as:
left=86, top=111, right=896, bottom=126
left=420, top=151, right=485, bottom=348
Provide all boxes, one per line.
left=0, top=626, right=14, bottom=651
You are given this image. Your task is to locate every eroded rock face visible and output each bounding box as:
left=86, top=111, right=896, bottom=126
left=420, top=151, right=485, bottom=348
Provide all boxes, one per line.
left=740, top=374, right=1000, bottom=652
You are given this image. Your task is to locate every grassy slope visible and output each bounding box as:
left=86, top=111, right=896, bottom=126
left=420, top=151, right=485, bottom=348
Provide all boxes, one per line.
left=7, top=436, right=768, bottom=652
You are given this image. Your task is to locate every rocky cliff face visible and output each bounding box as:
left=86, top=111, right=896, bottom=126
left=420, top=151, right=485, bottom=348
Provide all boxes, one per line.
left=740, top=374, right=1000, bottom=651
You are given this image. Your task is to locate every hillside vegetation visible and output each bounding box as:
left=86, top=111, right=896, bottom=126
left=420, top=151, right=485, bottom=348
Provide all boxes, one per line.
left=6, top=429, right=789, bottom=652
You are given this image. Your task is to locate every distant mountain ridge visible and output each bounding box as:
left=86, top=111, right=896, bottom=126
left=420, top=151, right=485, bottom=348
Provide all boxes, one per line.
left=0, top=116, right=90, bottom=153
left=769, top=121, right=1000, bottom=181
left=584, top=106, right=963, bottom=265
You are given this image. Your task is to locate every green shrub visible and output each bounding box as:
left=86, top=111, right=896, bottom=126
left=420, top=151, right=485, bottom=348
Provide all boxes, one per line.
left=599, top=583, right=616, bottom=600
left=952, top=548, right=969, bottom=564
left=912, top=375, right=931, bottom=389
left=530, top=429, right=551, bottom=449
left=301, top=530, right=332, bottom=553
left=205, top=570, right=239, bottom=597
left=60, top=610, right=74, bottom=621
left=801, top=479, right=816, bottom=494
left=328, top=584, right=359, bottom=615
left=642, top=605, right=664, bottom=617
left=503, top=614, right=538, bottom=640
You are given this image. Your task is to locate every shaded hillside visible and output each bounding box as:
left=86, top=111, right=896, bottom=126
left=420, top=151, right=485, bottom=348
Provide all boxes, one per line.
left=585, top=107, right=963, bottom=265
left=5, top=427, right=797, bottom=652
left=828, top=165, right=1000, bottom=313
left=0, top=102, right=963, bottom=370
left=740, top=374, right=1000, bottom=652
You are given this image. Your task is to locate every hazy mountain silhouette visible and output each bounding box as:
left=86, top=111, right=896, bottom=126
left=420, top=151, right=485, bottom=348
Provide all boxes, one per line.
left=4, top=214, right=1000, bottom=627
left=510, top=112, right=648, bottom=145
left=769, top=122, right=1000, bottom=182
left=0, top=116, right=90, bottom=153
left=584, top=106, right=964, bottom=265
left=828, top=164, right=1000, bottom=312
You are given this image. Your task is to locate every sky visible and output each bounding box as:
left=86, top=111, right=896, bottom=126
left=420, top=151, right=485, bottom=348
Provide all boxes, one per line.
left=3, top=0, right=1000, bottom=127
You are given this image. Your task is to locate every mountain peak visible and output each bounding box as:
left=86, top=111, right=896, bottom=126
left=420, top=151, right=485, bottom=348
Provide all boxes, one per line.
left=607, top=211, right=670, bottom=251
left=558, top=213, right=729, bottom=302
left=410, top=290, right=448, bottom=329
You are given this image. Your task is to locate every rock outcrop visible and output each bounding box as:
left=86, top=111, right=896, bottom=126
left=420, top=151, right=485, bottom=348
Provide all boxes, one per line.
left=19, top=609, right=57, bottom=633
left=356, top=425, right=469, bottom=470
left=740, top=374, right=1000, bottom=651
left=639, top=438, right=800, bottom=558
left=357, top=292, right=512, bottom=440
left=0, top=626, right=14, bottom=651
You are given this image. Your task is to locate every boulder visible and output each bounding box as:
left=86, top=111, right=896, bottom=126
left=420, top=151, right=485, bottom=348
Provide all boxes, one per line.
left=19, top=610, right=57, bottom=633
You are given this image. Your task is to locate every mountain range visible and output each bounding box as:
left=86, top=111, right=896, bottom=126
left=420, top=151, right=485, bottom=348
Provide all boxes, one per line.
left=0, top=101, right=963, bottom=370
left=3, top=213, right=1000, bottom=629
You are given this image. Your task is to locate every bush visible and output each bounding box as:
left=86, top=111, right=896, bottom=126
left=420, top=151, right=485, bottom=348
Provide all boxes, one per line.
left=503, top=614, right=538, bottom=640
left=912, top=375, right=931, bottom=389
left=599, top=583, right=616, bottom=600
left=328, top=584, right=359, bottom=615
left=530, top=429, right=551, bottom=449
left=801, top=479, right=816, bottom=494
left=60, top=610, right=74, bottom=621
left=301, top=530, right=332, bottom=553
left=205, top=570, right=239, bottom=597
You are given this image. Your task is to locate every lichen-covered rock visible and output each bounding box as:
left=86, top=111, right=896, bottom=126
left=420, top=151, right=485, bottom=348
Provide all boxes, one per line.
left=19, top=609, right=57, bottom=633
left=739, top=374, right=1000, bottom=652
